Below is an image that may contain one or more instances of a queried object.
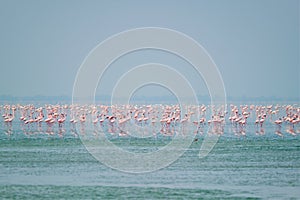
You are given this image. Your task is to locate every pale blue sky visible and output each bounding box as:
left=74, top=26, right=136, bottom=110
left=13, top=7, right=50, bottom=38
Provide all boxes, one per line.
left=0, top=0, right=299, bottom=100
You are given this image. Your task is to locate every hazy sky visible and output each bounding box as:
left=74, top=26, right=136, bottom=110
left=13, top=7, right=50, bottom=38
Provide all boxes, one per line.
left=0, top=0, right=299, bottom=100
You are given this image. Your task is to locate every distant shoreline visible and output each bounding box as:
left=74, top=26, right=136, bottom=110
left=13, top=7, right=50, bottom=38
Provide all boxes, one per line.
left=0, top=95, right=298, bottom=104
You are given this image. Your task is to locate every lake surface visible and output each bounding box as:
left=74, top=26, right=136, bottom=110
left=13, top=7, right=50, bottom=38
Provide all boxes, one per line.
left=0, top=120, right=299, bottom=199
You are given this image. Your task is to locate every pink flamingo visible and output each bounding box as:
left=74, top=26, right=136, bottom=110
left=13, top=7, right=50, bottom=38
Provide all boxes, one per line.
left=4, top=106, right=15, bottom=123
left=58, top=113, right=66, bottom=126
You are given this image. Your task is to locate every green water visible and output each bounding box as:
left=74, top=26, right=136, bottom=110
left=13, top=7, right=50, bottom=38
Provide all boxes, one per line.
left=0, top=133, right=299, bottom=199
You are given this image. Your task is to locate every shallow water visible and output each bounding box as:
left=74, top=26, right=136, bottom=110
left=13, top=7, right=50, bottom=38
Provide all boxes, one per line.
left=0, top=121, right=299, bottom=200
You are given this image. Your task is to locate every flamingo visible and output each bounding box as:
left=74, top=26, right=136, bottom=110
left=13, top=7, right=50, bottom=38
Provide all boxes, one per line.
left=58, top=113, right=66, bottom=126
left=4, top=107, right=15, bottom=123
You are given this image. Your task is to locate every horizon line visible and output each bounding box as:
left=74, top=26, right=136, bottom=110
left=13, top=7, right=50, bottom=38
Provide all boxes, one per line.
left=0, top=94, right=299, bottom=102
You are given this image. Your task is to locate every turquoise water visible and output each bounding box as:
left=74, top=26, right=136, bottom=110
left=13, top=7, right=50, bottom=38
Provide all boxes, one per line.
left=1, top=132, right=299, bottom=199
left=0, top=117, right=300, bottom=199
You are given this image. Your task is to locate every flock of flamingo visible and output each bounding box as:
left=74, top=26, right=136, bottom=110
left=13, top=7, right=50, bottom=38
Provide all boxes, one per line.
left=0, top=103, right=299, bottom=138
